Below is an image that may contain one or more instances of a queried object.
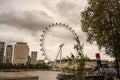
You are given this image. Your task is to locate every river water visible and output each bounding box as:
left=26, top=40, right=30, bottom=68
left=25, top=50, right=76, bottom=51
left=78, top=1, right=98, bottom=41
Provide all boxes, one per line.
left=0, top=71, right=61, bottom=80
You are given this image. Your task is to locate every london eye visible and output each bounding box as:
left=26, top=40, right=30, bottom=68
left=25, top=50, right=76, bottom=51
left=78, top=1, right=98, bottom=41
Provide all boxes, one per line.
left=40, top=23, right=78, bottom=62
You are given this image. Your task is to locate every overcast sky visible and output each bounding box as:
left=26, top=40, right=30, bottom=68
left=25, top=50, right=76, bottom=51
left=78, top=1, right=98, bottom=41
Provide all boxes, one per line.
left=0, top=0, right=113, bottom=61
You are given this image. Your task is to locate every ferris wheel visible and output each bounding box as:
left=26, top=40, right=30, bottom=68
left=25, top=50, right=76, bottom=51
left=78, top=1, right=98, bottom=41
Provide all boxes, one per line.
left=40, top=23, right=78, bottom=62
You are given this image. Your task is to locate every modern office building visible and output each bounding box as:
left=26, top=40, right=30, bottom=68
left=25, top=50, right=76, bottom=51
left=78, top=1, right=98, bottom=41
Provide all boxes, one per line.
left=13, top=42, right=29, bottom=64
left=5, top=45, right=13, bottom=63
left=0, top=42, right=5, bottom=63
left=31, top=51, right=37, bottom=64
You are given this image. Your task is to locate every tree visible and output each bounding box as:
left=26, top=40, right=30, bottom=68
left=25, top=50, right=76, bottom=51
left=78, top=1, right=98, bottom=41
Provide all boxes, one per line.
left=66, top=36, right=89, bottom=80
left=81, top=0, right=120, bottom=58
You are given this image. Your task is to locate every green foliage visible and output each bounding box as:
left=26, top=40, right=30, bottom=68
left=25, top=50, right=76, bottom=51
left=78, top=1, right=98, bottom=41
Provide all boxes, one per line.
left=81, top=0, right=120, bottom=58
left=66, top=36, right=89, bottom=80
left=63, top=66, right=73, bottom=73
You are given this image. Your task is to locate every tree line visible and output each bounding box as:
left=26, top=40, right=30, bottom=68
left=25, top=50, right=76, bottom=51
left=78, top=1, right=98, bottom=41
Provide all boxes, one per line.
left=0, top=63, right=50, bottom=69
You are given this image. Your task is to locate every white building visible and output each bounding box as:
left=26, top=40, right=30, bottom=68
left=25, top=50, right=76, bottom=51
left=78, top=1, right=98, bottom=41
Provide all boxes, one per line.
left=31, top=51, right=37, bottom=64
left=5, top=45, right=13, bottom=63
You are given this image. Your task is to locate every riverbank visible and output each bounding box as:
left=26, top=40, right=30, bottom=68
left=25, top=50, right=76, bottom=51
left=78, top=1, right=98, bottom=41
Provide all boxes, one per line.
left=0, top=70, right=61, bottom=80
left=0, top=76, right=38, bottom=80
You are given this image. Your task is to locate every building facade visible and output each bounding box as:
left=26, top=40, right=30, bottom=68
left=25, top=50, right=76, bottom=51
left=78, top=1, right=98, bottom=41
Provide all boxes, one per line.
left=31, top=51, right=37, bottom=64
left=5, top=45, right=13, bottom=63
left=0, top=42, right=5, bottom=63
left=37, top=60, right=44, bottom=64
left=13, top=42, right=29, bottom=64
left=27, top=56, right=31, bottom=64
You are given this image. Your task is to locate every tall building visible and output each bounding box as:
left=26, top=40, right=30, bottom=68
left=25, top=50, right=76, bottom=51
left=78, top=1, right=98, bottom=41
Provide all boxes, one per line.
left=13, top=42, right=29, bottom=64
left=0, top=42, right=5, bottom=63
left=27, top=56, right=31, bottom=64
left=31, top=51, right=37, bottom=64
left=5, top=45, right=13, bottom=63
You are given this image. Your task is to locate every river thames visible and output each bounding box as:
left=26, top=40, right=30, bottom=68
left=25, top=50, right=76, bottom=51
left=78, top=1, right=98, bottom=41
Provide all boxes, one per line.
left=0, top=71, right=61, bottom=80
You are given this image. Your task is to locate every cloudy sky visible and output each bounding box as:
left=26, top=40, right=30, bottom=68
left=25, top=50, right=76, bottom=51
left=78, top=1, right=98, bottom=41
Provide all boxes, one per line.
left=0, top=0, right=113, bottom=61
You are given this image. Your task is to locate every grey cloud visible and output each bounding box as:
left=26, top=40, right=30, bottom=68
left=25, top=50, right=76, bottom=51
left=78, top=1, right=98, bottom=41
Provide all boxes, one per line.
left=0, top=35, right=24, bottom=43
left=0, top=0, right=9, bottom=5
left=43, top=27, right=76, bottom=44
left=56, top=0, right=81, bottom=24
left=57, top=1, right=76, bottom=12
left=0, top=10, right=53, bottom=31
left=51, top=33, right=76, bottom=44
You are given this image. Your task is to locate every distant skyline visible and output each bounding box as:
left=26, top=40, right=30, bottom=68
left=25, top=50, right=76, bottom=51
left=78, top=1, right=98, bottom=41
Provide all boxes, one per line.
left=0, top=0, right=113, bottom=61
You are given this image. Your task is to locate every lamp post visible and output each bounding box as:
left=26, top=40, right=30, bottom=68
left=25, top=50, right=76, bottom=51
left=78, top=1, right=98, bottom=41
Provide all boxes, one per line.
left=109, top=12, right=120, bottom=78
